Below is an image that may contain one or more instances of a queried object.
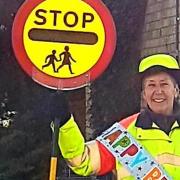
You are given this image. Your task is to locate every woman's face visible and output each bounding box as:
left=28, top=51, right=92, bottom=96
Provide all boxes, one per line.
left=142, top=72, right=178, bottom=115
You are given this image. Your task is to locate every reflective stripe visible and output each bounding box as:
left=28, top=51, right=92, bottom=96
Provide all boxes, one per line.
left=86, top=141, right=101, bottom=174
left=119, top=113, right=139, bottom=128
left=116, top=165, right=131, bottom=179
left=155, top=153, right=180, bottom=166
left=68, top=141, right=100, bottom=175
left=69, top=153, right=93, bottom=176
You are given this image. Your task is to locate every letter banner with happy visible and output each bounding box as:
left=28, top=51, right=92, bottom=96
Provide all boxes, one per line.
left=12, top=0, right=116, bottom=90
left=96, top=123, right=172, bottom=180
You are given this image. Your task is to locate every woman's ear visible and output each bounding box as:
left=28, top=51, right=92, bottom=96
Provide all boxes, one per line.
left=141, top=91, right=147, bottom=109
left=175, top=84, right=179, bottom=99
left=141, top=89, right=146, bottom=100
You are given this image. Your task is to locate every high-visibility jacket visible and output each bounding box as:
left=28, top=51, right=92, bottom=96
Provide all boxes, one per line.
left=59, top=113, right=180, bottom=180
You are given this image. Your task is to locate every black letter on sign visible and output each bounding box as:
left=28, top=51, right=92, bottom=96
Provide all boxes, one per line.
left=50, top=10, right=62, bottom=26
left=34, top=9, right=47, bottom=25
left=82, top=13, right=94, bottom=28
left=64, top=11, right=78, bottom=28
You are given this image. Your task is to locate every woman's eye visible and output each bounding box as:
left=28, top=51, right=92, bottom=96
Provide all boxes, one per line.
left=161, top=83, right=169, bottom=86
left=148, top=84, right=155, bottom=87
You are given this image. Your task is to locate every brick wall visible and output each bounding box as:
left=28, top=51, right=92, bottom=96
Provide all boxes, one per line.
left=141, top=0, right=178, bottom=57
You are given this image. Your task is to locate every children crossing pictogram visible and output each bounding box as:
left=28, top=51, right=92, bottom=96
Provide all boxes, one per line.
left=57, top=46, right=76, bottom=74
left=42, top=50, right=59, bottom=73
left=42, top=46, right=77, bottom=74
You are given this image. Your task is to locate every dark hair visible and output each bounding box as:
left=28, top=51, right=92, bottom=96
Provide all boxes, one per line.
left=140, top=66, right=178, bottom=90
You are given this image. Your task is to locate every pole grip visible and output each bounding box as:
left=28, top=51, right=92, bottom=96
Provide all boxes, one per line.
left=49, top=157, right=58, bottom=180
left=49, top=120, right=60, bottom=180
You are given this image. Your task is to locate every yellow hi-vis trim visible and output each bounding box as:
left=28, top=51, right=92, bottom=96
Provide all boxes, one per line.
left=70, top=153, right=94, bottom=176
left=139, top=54, right=180, bottom=73
left=59, top=115, right=85, bottom=159
left=59, top=115, right=94, bottom=176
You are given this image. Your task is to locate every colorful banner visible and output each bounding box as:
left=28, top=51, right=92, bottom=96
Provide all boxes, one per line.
left=96, top=123, right=172, bottom=180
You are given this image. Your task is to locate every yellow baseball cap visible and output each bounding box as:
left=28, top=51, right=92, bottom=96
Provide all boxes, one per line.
left=139, top=54, right=180, bottom=73
left=137, top=54, right=180, bottom=87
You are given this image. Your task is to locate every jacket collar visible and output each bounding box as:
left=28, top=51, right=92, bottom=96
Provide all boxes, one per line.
left=135, top=108, right=180, bottom=134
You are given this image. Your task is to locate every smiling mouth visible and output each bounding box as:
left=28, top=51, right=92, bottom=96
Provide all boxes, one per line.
left=153, top=99, right=165, bottom=103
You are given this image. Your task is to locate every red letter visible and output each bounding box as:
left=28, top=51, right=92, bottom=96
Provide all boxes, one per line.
left=120, top=144, right=138, bottom=157
left=104, top=130, right=122, bottom=145
left=143, top=167, right=163, bottom=180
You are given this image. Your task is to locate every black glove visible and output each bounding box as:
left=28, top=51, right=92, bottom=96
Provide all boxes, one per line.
left=48, top=92, right=71, bottom=127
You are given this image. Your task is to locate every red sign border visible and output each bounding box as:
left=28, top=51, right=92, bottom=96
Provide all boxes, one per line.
left=12, top=0, right=116, bottom=90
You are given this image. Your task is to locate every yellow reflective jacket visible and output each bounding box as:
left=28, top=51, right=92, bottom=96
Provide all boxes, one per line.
left=59, top=113, right=180, bottom=179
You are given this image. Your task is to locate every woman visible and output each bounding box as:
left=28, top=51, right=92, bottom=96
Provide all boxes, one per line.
left=53, top=54, right=180, bottom=179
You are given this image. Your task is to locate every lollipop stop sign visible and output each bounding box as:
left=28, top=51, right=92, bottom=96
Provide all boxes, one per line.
left=12, top=0, right=116, bottom=90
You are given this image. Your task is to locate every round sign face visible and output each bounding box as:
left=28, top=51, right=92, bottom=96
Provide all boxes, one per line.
left=12, top=0, right=116, bottom=90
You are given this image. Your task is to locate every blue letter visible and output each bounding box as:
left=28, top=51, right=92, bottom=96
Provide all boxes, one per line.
left=130, top=151, right=148, bottom=168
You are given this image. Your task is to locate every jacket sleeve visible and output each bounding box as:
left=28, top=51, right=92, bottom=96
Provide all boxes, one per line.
left=97, top=113, right=139, bottom=175
left=59, top=115, right=116, bottom=176
left=97, top=141, right=116, bottom=175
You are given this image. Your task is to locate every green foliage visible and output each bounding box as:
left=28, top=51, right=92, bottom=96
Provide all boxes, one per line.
left=0, top=98, right=51, bottom=179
